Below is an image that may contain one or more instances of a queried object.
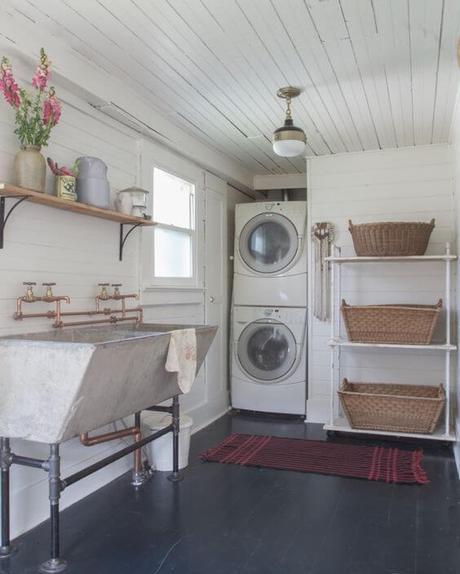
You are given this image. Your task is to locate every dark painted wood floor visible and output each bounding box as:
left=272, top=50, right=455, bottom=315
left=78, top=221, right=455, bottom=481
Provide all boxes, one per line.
left=1, top=413, right=460, bottom=574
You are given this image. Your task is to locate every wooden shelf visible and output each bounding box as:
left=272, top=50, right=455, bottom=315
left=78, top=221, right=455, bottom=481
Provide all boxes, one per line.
left=0, top=183, right=155, bottom=226
left=326, top=254, right=457, bottom=263
left=0, top=183, right=155, bottom=260
left=324, top=417, right=456, bottom=442
left=329, top=339, right=457, bottom=351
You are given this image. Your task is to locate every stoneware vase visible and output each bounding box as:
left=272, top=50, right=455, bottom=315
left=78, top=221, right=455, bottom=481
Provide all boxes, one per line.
left=14, top=145, right=46, bottom=192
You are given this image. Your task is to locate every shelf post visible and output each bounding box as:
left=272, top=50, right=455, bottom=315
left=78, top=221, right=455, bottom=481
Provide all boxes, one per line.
left=329, top=245, right=336, bottom=426
left=336, top=246, right=342, bottom=422
left=445, top=242, right=452, bottom=436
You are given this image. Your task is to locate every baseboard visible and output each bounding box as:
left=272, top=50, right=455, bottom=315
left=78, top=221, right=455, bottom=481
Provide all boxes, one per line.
left=190, top=406, right=231, bottom=435
left=306, top=397, right=329, bottom=423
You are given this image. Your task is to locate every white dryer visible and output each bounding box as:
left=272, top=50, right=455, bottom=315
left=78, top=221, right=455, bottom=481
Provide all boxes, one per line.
left=233, top=201, right=307, bottom=307
left=231, top=305, right=307, bottom=416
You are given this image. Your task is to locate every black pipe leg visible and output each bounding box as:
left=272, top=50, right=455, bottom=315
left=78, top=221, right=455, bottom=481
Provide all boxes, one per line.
left=0, top=438, right=12, bottom=558
left=39, top=445, right=67, bottom=573
left=168, top=396, right=183, bottom=483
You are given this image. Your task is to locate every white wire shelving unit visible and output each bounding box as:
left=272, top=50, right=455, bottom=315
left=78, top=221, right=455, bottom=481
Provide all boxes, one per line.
left=324, top=243, right=457, bottom=442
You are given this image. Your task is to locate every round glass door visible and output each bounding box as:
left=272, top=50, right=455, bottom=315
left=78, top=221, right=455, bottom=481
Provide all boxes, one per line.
left=237, top=321, right=297, bottom=382
left=239, top=213, right=299, bottom=274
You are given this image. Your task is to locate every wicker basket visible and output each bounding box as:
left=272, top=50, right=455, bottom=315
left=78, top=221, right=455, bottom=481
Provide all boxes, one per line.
left=349, top=219, right=435, bottom=256
left=341, top=299, right=442, bottom=345
left=339, top=379, right=445, bottom=434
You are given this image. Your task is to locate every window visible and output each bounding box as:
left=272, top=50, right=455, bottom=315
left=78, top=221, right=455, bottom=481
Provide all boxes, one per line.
left=152, top=168, right=196, bottom=283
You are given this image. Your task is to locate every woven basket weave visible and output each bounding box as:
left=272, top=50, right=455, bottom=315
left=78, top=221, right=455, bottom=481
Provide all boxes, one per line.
left=341, top=299, right=442, bottom=345
left=339, top=379, right=445, bottom=434
left=349, top=219, right=435, bottom=256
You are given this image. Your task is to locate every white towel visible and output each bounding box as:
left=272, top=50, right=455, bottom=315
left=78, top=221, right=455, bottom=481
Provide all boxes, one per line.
left=165, top=328, right=197, bottom=394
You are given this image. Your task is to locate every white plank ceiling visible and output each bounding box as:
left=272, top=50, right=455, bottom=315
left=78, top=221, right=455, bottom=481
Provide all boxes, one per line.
left=4, top=0, right=460, bottom=175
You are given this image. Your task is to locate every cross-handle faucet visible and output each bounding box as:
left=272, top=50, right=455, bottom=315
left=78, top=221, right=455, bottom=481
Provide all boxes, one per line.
left=15, top=282, right=70, bottom=321
left=22, top=282, right=39, bottom=303
left=42, top=282, right=56, bottom=299
left=112, top=283, right=122, bottom=298
left=15, top=282, right=42, bottom=319
left=111, top=284, right=138, bottom=301
left=41, top=283, right=71, bottom=305
left=97, top=283, right=110, bottom=300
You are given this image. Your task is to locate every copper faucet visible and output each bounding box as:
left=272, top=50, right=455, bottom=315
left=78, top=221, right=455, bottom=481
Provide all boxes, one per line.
left=13, top=282, right=143, bottom=328
left=95, top=283, right=111, bottom=311
left=40, top=283, right=71, bottom=327
left=96, top=283, right=138, bottom=313
left=15, top=282, right=42, bottom=319
left=15, top=282, right=70, bottom=323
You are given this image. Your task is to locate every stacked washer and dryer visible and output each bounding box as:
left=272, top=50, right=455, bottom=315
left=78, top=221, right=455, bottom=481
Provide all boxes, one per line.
left=231, top=201, right=308, bottom=416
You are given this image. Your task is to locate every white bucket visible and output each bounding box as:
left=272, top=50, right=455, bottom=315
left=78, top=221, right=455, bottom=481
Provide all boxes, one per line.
left=142, top=412, right=193, bottom=471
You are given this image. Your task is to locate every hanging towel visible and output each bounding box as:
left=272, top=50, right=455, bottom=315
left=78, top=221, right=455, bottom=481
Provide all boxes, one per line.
left=165, top=328, right=197, bottom=394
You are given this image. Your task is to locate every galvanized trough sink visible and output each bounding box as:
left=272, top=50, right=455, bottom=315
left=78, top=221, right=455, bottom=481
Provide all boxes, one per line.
left=0, top=323, right=217, bottom=444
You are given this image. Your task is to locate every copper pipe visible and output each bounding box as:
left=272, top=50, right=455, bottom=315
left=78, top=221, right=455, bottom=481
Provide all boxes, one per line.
left=55, top=297, right=71, bottom=326
left=14, top=310, right=56, bottom=320
left=61, top=307, right=142, bottom=318
left=41, top=296, right=71, bottom=304
left=80, top=427, right=138, bottom=446
left=55, top=315, right=140, bottom=328
left=111, top=293, right=138, bottom=301
left=14, top=307, right=143, bottom=322
left=80, top=425, right=142, bottom=475
left=96, top=293, right=138, bottom=312
left=15, top=296, right=44, bottom=319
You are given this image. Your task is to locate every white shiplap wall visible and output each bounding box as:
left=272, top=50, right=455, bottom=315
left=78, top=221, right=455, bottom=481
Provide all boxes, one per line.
left=0, top=83, right=143, bottom=538
left=307, top=145, right=456, bottom=422
left=0, top=82, right=251, bottom=537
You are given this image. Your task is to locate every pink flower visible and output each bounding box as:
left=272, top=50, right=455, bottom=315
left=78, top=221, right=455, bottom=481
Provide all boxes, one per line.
left=32, top=48, right=50, bottom=91
left=0, top=57, right=21, bottom=108
left=32, top=68, right=48, bottom=90
left=42, top=90, right=61, bottom=126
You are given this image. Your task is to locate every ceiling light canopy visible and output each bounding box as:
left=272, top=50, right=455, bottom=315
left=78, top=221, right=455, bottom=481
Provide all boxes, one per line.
left=272, top=87, right=306, bottom=157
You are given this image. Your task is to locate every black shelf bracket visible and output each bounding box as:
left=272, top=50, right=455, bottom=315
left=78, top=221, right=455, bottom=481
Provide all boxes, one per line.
left=119, top=223, right=142, bottom=261
left=0, top=196, right=28, bottom=249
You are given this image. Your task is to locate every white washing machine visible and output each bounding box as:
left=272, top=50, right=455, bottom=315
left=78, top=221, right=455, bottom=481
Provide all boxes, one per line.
left=233, top=201, right=307, bottom=307
left=231, top=305, right=307, bottom=416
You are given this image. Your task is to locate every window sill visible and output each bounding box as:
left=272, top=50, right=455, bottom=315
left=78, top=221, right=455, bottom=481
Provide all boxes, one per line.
left=142, top=285, right=205, bottom=293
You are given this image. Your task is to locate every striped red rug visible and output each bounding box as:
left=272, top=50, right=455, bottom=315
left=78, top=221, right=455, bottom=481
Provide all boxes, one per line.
left=201, top=433, right=429, bottom=485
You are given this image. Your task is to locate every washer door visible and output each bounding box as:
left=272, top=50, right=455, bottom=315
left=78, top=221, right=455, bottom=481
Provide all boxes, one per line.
left=237, top=321, right=297, bottom=382
left=239, top=213, right=299, bottom=274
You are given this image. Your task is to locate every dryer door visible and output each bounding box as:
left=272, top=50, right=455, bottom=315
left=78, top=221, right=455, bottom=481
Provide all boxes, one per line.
left=237, top=320, right=297, bottom=382
left=239, top=213, right=299, bottom=274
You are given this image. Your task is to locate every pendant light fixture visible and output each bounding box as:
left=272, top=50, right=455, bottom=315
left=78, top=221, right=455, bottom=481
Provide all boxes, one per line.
left=272, top=87, right=306, bottom=157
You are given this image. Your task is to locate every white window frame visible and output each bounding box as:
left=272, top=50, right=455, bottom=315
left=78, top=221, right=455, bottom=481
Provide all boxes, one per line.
left=141, top=150, right=204, bottom=290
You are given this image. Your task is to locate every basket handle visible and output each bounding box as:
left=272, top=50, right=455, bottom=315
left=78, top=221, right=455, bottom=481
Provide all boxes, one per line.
left=429, top=218, right=435, bottom=228
left=341, top=299, right=348, bottom=308
left=348, top=219, right=354, bottom=231
left=436, top=298, right=443, bottom=309
left=341, top=378, right=349, bottom=389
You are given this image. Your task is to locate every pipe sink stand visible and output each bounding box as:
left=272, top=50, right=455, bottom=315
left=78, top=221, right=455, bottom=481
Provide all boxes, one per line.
left=0, top=322, right=217, bottom=572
